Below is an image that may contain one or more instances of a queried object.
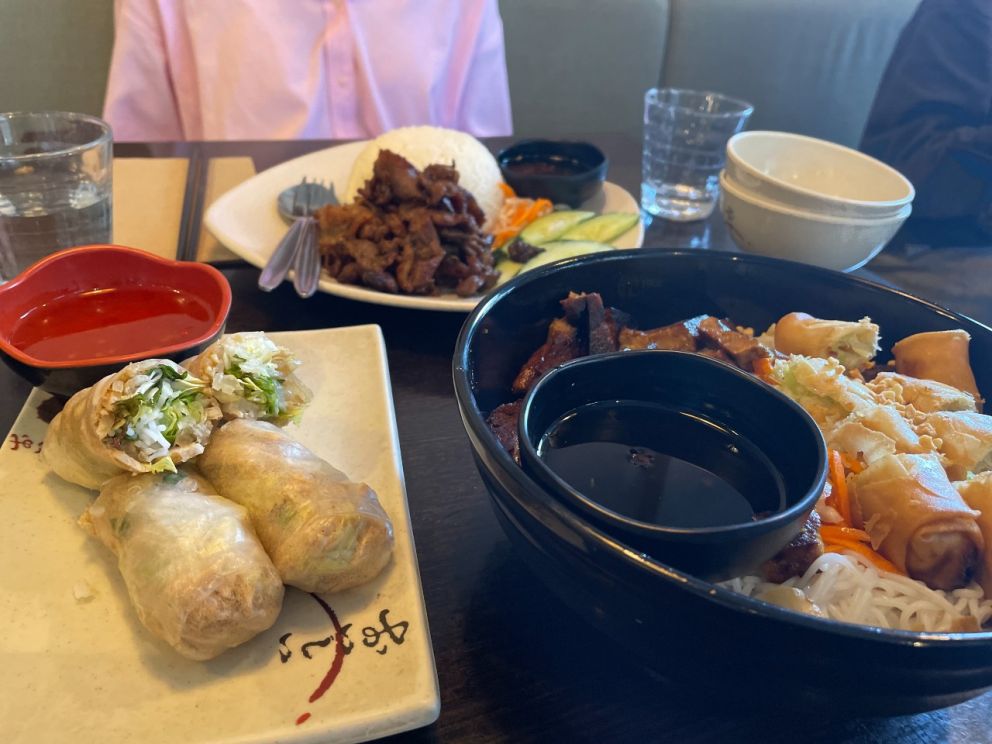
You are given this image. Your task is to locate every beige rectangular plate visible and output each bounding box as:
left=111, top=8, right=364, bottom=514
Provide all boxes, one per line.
left=0, top=326, right=439, bottom=743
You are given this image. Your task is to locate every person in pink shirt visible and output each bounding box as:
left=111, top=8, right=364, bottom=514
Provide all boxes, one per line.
left=103, top=0, right=514, bottom=141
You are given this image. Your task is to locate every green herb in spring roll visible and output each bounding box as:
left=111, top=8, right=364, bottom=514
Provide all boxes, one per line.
left=197, top=419, right=394, bottom=594
left=768, top=355, right=877, bottom=430
left=43, top=360, right=221, bottom=490
left=80, top=470, right=284, bottom=660
left=183, top=332, right=312, bottom=425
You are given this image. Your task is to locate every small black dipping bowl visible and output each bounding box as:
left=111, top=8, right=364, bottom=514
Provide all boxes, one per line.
left=497, top=139, right=607, bottom=206
left=518, top=350, right=827, bottom=581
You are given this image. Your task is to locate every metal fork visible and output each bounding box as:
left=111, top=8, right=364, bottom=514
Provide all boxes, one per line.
left=258, top=177, right=335, bottom=297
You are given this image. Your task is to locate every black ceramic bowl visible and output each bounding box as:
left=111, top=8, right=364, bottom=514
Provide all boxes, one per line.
left=452, top=249, right=992, bottom=715
left=517, top=350, right=827, bottom=581
left=0, top=245, right=231, bottom=395
left=497, top=139, right=607, bottom=206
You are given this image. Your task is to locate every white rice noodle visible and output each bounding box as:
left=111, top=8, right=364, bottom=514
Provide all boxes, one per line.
left=722, top=551, right=992, bottom=632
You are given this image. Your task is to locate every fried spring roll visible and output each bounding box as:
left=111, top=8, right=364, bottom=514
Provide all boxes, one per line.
left=867, top=372, right=978, bottom=414
left=183, top=332, right=313, bottom=425
left=955, top=473, right=992, bottom=597
left=80, top=470, right=284, bottom=660
left=43, top=360, right=221, bottom=490
left=197, top=420, right=394, bottom=594
left=769, top=355, right=877, bottom=430
left=849, top=453, right=983, bottom=590
left=773, top=312, right=880, bottom=369
left=927, top=411, right=992, bottom=480
left=892, top=330, right=982, bottom=407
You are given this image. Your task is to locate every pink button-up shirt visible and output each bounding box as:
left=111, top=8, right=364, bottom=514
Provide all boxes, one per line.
left=103, top=0, right=513, bottom=141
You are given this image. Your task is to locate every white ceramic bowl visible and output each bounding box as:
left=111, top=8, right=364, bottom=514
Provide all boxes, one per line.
left=718, top=170, right=910, bottom=272
left=725, top=131, right=914, bottom=219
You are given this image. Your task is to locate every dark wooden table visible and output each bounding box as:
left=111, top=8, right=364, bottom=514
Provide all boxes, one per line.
left=3, top=136, right=991, bottom=744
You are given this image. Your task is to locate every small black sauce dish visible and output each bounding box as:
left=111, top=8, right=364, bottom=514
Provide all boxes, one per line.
left=497, top=139, right=608, bottom=206
left=517, top=350, right=827, bottom=581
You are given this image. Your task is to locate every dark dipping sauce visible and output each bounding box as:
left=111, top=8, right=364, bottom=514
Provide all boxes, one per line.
left=537, top=400, right=787, bottom=529
left=10, top=285, right=214, bottom=362
left=502, top=157, right=590, bottom=177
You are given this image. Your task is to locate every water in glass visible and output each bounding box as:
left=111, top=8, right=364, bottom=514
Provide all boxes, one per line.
left=0, top=112, right=113, bottom=281
left=641, top=89, right=753, bottom=222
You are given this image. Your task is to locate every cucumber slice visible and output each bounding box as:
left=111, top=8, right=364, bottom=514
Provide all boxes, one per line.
left=519, top=210, right=595, bottom=245
left=560, top=212, right=641, bottom=244
left=518, top=240, right=614, bottom=273
left=495, top=259, right=524, bottom=285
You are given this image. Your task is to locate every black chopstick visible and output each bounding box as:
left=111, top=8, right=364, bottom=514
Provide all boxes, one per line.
left=175, top=148, right=206, bottom=262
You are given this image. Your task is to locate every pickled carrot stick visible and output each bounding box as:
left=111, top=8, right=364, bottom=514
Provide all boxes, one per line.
left=820, top=525, right=871, bottom=544
left=828, top=450, right=852, bottom=526
left=824, top=541, right=903, bottom=575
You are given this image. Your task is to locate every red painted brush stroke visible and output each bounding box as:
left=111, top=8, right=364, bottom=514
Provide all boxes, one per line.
left=294, top=595, right=348, bottom=725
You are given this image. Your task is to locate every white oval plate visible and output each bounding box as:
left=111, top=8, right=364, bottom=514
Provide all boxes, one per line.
left=204, top=141, right=645, bottom=312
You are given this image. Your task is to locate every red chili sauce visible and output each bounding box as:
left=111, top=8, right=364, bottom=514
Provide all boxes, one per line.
left=503, top=158, right=588, bottom=177
left=10, top=285, right=214, bottom=362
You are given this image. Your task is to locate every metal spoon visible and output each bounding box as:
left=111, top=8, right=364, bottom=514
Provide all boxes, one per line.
left=259, top=178, right=337, bottom=295
left=277, top=179, right=337, bottom=223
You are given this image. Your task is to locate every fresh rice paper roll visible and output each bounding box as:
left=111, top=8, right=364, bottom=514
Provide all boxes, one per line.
left=80, top=470, right=284, bottom=660
left=955, top=473, right=992, bottom=597
left=197, top=419, right=394, bottom=594
left=183, top=332, right=313, bottom=426
left=848, top=453, right=984, bottom=590
left=773, top=312, right=880, bottom=369
left=43, top=360, right=222, bottom=490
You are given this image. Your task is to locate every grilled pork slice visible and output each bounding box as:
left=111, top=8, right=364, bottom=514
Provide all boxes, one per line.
left=761, top=511, right=824, bottom=583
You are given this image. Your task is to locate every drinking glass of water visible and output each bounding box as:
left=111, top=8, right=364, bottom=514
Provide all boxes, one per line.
left=0, top=111, right=113, bottom=281
left=641, top=88, right=752, bottom=222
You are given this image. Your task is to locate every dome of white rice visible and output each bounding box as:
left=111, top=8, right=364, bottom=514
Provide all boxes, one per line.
left=344, top=126, right=505, bottom=228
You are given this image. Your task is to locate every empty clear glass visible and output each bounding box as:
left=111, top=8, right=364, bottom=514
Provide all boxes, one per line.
left=0, top=112, right=113, bottom=281
left=642, top=88, right=753, bottom=222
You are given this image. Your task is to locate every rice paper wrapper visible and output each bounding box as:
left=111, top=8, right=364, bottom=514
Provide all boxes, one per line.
left=892, top=330, right=982, bottom=406
left=183, top=332, right=313, bottom=426
left=867, top=372, right=977, bottom=414
left=197, top=419, right=394, bottom=594
left=849, top=453, right=984, bottom=590
left=956, top=473, right=992, bottom=596
left=927, top=410, right=992, bottom=480
left=42, top=359, right=219, bottom=490
left=773, top=312, right=879, bottom=369
left=80, top=470, right=284, bottom=660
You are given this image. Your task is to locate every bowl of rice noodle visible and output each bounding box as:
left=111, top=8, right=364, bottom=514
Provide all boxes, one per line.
left=454, top=249, right=992, bottom=715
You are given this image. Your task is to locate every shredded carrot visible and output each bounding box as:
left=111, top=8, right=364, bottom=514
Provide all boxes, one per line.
left=498, top=182, right=517, bottom=198
left=824, top=541, right=903, bottom=575
left=840, top=451, right=865, bottom=474
left=752, top=356, right=774, bottom=380
left=828, top=450, right=852, bottom=526
left=820, top=525, right=871, bottom=544
left=492, top=228, right=519, bottom=247
left=490, top=197, right=554, bottom=249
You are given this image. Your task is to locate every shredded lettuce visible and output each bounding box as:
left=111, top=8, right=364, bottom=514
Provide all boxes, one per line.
left=225, top=359, right=284, bottom=417
left=108, top=365, right=211, bottom=463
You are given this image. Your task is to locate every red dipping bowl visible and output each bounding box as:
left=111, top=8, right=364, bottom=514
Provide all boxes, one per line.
left=0, top=245, right=231, bottom=395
